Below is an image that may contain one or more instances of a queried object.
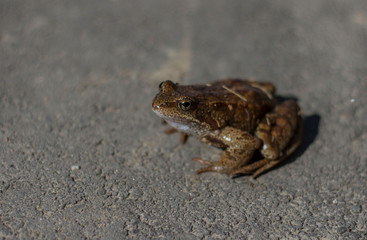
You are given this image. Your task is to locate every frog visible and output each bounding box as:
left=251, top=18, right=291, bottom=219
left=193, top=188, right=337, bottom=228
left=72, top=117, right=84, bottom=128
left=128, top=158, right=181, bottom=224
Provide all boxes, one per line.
left=151, top=79, right=303, bottom=178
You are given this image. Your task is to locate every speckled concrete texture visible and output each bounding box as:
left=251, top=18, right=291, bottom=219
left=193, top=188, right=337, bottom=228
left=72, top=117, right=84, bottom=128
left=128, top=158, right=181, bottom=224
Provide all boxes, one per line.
left=1, top=0, right=366, bottom=239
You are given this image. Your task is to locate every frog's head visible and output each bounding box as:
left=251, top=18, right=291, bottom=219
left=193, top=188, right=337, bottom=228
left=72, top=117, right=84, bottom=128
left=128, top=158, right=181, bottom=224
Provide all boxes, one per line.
left=152, top=80, right=207, bottom=135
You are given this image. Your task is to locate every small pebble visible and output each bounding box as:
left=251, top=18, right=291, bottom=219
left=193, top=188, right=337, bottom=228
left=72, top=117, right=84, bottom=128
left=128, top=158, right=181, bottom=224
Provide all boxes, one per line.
left=71, top=165, right=80, bottom=170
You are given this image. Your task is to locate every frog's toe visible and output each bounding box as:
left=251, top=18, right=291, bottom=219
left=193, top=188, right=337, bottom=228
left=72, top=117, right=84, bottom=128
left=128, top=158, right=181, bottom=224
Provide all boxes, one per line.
left=230, top=158, right=286, bottom=178
left=252, top=160, right=280, bottom=178
left=192, top=157, right=212, bottom=165
left=196, top=165, right=225, bottom=174
left=230, top=169, right=252, bottom=178
left=196, top=166, right=214, bottom=174
left=193, top=158, right=218, bottom=174
left=194, top=158, right=233, bottom=174
left=164, top=127, right=178, bottom=134
left=229, top=159, right=270, bottom=177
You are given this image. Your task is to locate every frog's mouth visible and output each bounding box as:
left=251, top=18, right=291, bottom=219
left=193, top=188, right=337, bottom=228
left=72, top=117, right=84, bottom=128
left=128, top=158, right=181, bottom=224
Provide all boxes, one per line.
left=151, top=104, right=186, bottom=123
left=152, top=98, right=206, bottom=134
left=152, top=107, right=190, bottom=133
left=151, top=106, right=168, bottom=119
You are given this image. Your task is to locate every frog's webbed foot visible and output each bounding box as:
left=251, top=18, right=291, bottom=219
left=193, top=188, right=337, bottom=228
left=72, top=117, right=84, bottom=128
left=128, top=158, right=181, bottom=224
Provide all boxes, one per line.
left=164, top=128, right=188, bottom=144
left=192, top=157, right=224, bottom=174
left=193, top=151, right=252, bottom=175
left=230, top=158, right=283, bottom=178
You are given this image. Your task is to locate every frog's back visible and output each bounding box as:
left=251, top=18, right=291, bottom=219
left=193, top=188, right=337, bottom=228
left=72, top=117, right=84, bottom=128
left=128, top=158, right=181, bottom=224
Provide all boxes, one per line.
left=219, top=79, right=275, bottom=132
left=190, top=79, right=276, bottom=133
left=210, top=79, right=275, bottom=97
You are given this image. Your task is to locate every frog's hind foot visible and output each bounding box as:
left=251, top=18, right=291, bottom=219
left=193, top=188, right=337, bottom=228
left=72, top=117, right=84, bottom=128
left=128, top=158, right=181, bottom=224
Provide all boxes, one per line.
left=230, top=158, right=283, bottom=178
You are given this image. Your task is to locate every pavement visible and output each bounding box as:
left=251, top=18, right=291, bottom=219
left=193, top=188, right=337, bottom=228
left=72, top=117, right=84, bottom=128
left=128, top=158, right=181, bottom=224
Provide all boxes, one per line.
left=1, top=0, right=366, bottom=239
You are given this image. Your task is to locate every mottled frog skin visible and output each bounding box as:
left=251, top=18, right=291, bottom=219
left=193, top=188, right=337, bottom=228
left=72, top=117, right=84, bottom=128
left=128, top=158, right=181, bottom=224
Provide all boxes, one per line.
left=151, top=79, right=303, bottom=178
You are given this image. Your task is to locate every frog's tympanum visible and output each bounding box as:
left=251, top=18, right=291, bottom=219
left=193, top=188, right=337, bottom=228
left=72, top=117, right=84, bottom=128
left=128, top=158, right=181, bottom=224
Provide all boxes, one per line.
left=152, top=79, right=303, bottom=178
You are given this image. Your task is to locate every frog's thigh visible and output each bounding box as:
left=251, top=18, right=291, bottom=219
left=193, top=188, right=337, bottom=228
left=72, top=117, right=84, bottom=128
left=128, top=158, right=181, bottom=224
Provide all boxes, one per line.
left=255, top=100, right=300, bottom=159
left=195, top=127, right=261, bottom=175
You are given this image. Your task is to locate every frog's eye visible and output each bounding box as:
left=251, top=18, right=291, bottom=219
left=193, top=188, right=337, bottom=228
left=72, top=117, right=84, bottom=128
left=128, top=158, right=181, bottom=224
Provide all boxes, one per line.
left=178, top=99, right=192, bottom=111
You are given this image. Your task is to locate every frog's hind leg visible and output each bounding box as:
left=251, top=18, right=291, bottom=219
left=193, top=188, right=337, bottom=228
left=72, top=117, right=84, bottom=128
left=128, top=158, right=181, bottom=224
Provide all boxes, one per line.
left=231, top=100, right=303, bottom=178
left=256, top=100, right=301, bottom=160
left=252, top=123, right=303, bottom=178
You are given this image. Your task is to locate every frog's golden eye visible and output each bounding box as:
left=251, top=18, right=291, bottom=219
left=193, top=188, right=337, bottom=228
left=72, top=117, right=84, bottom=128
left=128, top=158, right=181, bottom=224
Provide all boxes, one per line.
left=178, top=99, right=192, bottom=111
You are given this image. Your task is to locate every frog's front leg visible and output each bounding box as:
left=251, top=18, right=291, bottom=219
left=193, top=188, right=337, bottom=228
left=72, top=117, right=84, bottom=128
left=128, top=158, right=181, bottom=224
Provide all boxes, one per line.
left=232, top=100, right=303, bottom=178
left=163, top=128, right=189, bottom=144
left=194, top=127, right=261, bottom=175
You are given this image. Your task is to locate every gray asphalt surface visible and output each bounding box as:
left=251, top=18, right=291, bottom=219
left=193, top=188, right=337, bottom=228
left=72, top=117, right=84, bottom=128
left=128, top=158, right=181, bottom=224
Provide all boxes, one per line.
left=1, top=0, right=366, bottom=239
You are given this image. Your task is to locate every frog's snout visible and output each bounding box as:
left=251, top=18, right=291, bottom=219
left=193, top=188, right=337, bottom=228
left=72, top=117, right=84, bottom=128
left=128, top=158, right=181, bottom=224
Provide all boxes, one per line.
left=152, top=98, right=168, bottom=113
left=151, top=98, right=160, bottom=111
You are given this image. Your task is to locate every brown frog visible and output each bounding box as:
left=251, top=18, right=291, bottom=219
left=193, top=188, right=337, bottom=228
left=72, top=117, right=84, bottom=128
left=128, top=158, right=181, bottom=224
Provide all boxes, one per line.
left=151, top=79, right=303, bottom=178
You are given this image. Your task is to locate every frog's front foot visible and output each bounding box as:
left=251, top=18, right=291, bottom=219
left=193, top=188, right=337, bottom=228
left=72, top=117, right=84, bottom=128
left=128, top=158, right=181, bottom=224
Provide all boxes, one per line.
left=196, top=165, right=225, bottom=175
left=192, top=153, right=246, bottom=175
left=164, top=128, right=189, bottom=144
left=192, top=157, right=223, bottom=174
left=193, top=127, right=261, bottom=175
